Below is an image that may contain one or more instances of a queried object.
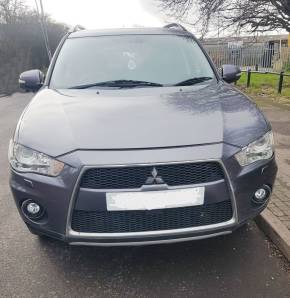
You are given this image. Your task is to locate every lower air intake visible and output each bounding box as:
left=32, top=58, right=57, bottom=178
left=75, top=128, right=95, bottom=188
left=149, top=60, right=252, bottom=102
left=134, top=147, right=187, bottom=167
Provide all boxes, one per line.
left=71, top=200, right=232, bottom=233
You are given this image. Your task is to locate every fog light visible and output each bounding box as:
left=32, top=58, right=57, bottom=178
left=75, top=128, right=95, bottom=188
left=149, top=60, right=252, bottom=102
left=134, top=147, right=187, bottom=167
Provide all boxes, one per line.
left=252, top=185, right=271, bottom=205
left=21, top=199, right=44, bottom=220
left=255, top=189, right=267, bottom=200
left=27, top=202, right=40, bottom=215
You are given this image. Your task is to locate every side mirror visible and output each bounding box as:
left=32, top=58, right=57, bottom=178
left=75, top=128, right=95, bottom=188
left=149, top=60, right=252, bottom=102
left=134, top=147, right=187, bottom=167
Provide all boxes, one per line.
left=222, top=64, right=241, bottom=83
left=19, top=69, right=44, bottom=92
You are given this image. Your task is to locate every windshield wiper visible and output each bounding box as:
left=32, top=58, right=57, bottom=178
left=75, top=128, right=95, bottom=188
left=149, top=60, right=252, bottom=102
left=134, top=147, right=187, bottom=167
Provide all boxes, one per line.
left=69, top=80, right=163, bottom=89
left=174, top=77, right=213, bottom=86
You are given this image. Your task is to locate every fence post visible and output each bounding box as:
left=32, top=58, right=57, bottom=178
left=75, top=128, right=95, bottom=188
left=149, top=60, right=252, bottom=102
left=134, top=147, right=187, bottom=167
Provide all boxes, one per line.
left=247, top=68, right=251, bottom=88
left=255, top=64, right=258, bottom=71
left=278, top=71, right=284, bottom=94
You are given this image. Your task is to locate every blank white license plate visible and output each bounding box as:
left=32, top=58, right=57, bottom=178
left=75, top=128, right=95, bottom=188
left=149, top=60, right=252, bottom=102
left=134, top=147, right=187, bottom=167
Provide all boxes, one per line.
left=106, top=187, right=205, bottom=211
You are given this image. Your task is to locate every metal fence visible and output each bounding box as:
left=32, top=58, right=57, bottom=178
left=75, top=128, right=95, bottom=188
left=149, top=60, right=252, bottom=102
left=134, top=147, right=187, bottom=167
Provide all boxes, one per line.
left=203, top=44, right=290, bottom=73
left=243, top=69, right=290, bottom=94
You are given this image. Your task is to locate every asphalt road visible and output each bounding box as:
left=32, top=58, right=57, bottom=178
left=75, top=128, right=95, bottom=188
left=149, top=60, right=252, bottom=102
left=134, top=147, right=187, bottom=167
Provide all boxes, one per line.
left=0, top=93, right=289, bottom=298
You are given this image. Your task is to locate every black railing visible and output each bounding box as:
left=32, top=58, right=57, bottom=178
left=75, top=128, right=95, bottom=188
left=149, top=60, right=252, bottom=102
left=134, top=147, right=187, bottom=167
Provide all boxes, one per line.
left=242, top=69, right=290, bottom=94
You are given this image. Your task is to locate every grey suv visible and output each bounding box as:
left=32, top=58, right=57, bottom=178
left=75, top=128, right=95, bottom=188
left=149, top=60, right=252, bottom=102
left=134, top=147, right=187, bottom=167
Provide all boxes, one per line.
left=9, top=24, right=277, bottom=246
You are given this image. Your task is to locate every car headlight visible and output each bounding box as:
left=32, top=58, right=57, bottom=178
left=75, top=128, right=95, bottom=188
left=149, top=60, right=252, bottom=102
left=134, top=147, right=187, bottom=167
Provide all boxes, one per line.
left=8, top=141, right=64, bottom=176
left=235, top=131, right=274, bottom=166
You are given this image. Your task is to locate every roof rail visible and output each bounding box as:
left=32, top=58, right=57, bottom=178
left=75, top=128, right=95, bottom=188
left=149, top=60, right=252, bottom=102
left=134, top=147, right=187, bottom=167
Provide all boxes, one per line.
left=164, top=23, right=188, bottom=32
left=68, top=25, right=85, bottom=34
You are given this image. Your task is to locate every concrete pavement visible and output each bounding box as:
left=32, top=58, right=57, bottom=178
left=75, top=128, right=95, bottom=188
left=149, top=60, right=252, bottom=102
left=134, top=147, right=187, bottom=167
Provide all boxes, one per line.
left=254, top=99, right=290, bottom=261
left=0, top=93, right=289, bottom=298
left=260, top=103, right=290, bottom=231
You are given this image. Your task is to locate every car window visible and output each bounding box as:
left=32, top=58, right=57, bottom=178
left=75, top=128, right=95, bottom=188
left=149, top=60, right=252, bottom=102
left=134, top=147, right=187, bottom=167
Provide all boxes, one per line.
left=49, top=34, right=215, bottom=89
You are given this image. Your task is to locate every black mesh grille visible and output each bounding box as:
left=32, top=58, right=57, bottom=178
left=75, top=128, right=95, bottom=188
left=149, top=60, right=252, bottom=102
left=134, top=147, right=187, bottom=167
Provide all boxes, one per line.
left=80, top=162, right=224, bottom=189
left=71, top=200, right=232, bottom=233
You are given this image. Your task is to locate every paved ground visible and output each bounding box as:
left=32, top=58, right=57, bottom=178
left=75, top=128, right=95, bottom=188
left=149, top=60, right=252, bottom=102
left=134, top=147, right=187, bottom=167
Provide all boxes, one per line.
left=0, top=93, right=289, bottom=298
left=257, top=99, right=290, bottom=231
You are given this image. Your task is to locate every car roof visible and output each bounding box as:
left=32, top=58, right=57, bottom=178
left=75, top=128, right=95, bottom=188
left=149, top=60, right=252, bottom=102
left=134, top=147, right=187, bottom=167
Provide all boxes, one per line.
left=68, top=27, right=193, bottom=38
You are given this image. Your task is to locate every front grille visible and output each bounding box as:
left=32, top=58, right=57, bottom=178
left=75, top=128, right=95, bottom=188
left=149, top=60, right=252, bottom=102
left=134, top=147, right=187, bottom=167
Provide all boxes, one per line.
left=71, top=200, right=232, bottom=233
left=80, top=162, right=224, bottom=189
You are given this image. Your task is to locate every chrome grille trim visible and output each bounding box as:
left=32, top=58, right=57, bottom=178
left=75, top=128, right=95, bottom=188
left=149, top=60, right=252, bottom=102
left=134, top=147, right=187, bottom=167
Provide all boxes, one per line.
left=66, top=159, right=238, bottom=240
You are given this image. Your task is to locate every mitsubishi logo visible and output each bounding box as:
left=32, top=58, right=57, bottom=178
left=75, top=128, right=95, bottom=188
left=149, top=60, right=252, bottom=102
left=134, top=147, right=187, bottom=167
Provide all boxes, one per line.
left=145, top=167, right=164, bottom=185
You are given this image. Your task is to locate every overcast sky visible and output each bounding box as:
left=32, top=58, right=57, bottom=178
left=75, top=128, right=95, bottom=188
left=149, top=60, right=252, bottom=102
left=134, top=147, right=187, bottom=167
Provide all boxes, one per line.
left=26, top=0, right=165, bottom=29
left=25, top=0, right=287, bottom=37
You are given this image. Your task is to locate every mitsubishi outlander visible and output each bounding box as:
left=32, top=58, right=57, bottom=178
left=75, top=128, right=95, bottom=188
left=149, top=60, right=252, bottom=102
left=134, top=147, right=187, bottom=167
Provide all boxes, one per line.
left=9, top=24, right=277, bottom=246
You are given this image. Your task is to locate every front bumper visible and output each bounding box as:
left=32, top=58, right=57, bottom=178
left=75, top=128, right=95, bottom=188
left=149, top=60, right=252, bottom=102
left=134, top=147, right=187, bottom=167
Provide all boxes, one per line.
left=10, top=143, right=277, bottom=246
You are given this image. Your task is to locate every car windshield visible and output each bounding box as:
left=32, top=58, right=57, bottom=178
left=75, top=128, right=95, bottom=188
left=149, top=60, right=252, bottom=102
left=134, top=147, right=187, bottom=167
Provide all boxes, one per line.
left=49, top=34, right=216, bottom=89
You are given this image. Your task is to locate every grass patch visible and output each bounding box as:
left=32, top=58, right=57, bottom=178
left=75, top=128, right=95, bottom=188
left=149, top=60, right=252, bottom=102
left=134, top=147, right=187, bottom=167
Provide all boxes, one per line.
left=236, top=73, right=290, bottom=101
left=234, top=72, right=290, bottom=109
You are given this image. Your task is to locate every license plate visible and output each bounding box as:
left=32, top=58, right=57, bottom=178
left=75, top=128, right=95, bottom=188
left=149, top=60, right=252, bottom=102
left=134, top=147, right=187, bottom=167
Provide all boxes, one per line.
left=106, top=187, right=205, bottom=211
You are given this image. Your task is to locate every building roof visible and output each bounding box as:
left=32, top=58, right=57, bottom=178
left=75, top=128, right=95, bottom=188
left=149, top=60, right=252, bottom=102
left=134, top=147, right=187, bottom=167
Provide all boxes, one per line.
left=202, top=34, right=288, bottom=45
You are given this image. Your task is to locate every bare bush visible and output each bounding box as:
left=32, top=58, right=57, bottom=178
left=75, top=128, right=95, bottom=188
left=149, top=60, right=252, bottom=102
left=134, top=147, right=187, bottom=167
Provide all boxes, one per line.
left=158, top=0, right=290, bottom=35
left=0, top=0, right=68, bottom=95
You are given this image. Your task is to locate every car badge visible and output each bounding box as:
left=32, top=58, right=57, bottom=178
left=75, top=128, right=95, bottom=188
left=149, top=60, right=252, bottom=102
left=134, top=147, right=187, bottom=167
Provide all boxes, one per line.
left=145, top=167, right=164, bottom=185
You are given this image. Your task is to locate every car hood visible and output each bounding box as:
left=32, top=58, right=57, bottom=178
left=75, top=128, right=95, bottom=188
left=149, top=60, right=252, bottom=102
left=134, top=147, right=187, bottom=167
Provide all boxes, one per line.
left=16, top=82, right=269, bottom=157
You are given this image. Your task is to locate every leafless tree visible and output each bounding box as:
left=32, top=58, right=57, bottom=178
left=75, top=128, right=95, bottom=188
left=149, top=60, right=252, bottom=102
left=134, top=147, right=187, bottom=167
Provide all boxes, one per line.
left=0, top=0, right=27, bottom=23
left=158, top=0, right=290, bottom=35
left=0, top=0, right=68, bottom=95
